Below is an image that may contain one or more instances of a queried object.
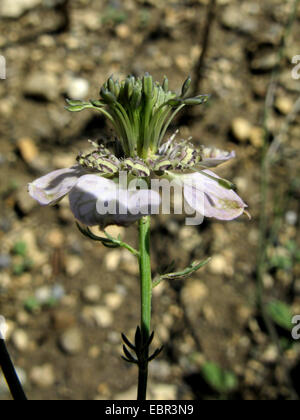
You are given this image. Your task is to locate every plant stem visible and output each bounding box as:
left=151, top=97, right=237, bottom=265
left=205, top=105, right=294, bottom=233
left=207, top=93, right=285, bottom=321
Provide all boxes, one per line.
left=137, top=216, right=152, bottom=401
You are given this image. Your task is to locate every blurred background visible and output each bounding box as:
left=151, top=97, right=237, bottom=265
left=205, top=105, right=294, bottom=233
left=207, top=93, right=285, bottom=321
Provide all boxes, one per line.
left=0, top=0, right=300, bottom=400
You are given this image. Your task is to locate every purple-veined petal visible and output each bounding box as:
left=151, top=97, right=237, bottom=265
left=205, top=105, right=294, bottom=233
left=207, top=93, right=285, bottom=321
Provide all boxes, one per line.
left=198, top=147, right=236, bottom=168
left=69, top=174, right=161, bottom=228
left=183, top=170, right=247, bottom=220
left=28, top=165, right=86, bottom=206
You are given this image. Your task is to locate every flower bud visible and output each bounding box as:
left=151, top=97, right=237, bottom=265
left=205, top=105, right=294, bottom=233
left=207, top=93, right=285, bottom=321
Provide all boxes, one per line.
left=162, top=76, right=169, bottom=93
left=181, top=76, right=191, bottom=98
left=131, top=86, right=142, bottom=109
left=108, top=77, right=116, bottom=94
left=143, top=73, right=153, bottom=98
left=183, top=95, right=209, bottom=105
left=100, top=87, right=117, bottom=104
left=125, top=77, right=134, bottom=101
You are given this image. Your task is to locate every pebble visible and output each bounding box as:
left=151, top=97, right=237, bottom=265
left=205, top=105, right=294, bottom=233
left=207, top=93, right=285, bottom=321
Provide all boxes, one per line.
left=150, top=360, right=172, bottom=381
left=221, top=5, right=258, bottom=34
left=115, top=386, right=141, bottom=400
left=175, top=55, right=191, bottom=72
left=263, top=273, right=274, bottom=289
left=181, top=280, right=208, bottom=306
left=261, top=345, right=278, bottom=363
left=47, top=229, right=65, bottom=248
left=178, top=226, right=201, bottom=252
left=20, top=230, right=47, bottom=267
left=105, top=225, right=125, bottom=238
left=0, top=272, right=11, bottom=290
left=251, top=51, right=278, bottom=72
left=65, top=256, right=83, bottom=277
left=105, top=250, right=122, bottom=272
left=120, top=251, right=139, bottom=275
left=24, top=72, right=59, bottom=101
left=66, top=77, right=89, bottom=100
left=30, top=364, right=55, bottom=388
left=249, top=126, right=264, bottom=148
left=35, top=286, right=52, bottom=304
left=0, top=0, right=41, bottom=18
left=0, top=254, right=11, bottom=270
left=275, top=96, right=294, bottom=115
left=88, top=345, right=101, bottom=359
left=52, top=154, right=76, bottom=170
left=104, top=292, right=123, bottom=310
left=53, top=284, right=65, bottom=301
left=16, top=310, right=30, bottom=326
left=115, top=24, right=130, bottom=39
left=82, top=306, right=113, bottom=328
left=231, top=118, right=252, bottom=142
left=11, top=329, right=29, bottom=352
left=59, top=327, right=83, bottom=355
left=82, top=284, right=102, bottom=304
left=17, top=137, right=38, bottom=164
left=285, top=210, right=297, bottom=226
left=150, top=383, right=177, bottom=400
left=209, top=254, right=233, bottom=276
left=16, top=188, right=37, bottom=215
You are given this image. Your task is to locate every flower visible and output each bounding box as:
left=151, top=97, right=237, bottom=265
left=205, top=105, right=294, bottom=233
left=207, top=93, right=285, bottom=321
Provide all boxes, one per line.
left=28, top=74, right=248, bottom=227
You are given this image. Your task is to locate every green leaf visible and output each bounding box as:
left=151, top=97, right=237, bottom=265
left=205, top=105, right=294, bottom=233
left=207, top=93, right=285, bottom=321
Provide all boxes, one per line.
left=267, top=300, right=293, bottom=330
left=101, top=7, right=128, bottom=25
left=24, top=296, right=40, bottom=313
left=153, top=258, right=211, bottom=288
left=201, top=362, right=238, bottom=394
left=12, top=241, right=27, bottom=257
left=269, top=255, right=293, bottom=270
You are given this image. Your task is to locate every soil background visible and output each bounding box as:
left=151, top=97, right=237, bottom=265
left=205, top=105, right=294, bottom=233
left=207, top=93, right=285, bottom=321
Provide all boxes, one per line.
left=0, top=0, right=300, bottom=400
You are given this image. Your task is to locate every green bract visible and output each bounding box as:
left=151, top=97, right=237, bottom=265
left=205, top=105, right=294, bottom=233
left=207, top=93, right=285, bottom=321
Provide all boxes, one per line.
left=65, top=74, right=210, bottom=159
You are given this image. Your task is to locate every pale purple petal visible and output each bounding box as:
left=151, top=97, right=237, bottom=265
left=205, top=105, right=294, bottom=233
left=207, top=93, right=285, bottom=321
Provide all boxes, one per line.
left=183, top=170, right=247, bottom=220
left=199, top=147, right=236, bottom=168
left=28, top=165, right=86, bottom=206
left=69, top=174, right=161, bottom=228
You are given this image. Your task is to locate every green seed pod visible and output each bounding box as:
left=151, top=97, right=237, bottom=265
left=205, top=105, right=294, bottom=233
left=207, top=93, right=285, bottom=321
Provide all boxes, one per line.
left=181, top=76, right=191, bottom=98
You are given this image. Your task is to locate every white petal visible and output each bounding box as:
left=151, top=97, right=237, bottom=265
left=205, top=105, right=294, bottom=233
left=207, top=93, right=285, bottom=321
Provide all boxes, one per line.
left=69, top=175, right=161, bottom=227
left=28, top=165, right=85, bottom=206
left=199, top=148, right=236, bottom=168
left=183, top=170, right=247, bottom=220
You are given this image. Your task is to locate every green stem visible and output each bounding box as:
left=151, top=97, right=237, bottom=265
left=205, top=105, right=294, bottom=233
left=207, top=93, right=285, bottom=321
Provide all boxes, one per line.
left=137, top=216, right=152, bottom=401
